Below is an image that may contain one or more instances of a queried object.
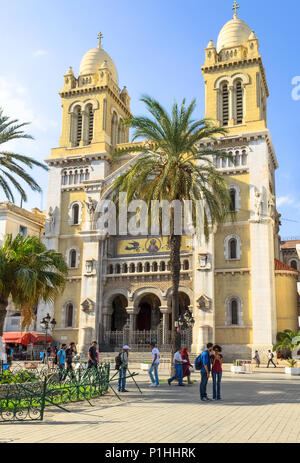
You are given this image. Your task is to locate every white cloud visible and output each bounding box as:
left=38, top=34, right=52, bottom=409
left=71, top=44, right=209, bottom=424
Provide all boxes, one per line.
left=33, top=50, right=47, bottom=57
left=277, top=196, right=295, bottom=207
left=0, top=75, right=57, bottom=133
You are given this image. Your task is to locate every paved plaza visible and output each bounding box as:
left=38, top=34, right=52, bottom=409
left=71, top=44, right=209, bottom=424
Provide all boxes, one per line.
left=1, top=367, right=300, bottom=444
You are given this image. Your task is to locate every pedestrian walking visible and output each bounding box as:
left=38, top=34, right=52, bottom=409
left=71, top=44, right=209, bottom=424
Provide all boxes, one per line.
left=181, top=347, right=192, bottom=385
left=211, top=345, right=223, bottom=400
left=148, top=342, right=160, bottom=387
left=118, top=345, right=131, bottom=392
left=65, top=342, right=77, bottom=373
left=168, top=348, right=185, bottom=387
left=57, top=344, right=67, bottom=381
left=253, top=350, right=260, bottom=368
left=267, top=350, right=276, bottom=368
left=87, top=341, right=98, bottom=369
left=200, top=343, right=214, bottom=401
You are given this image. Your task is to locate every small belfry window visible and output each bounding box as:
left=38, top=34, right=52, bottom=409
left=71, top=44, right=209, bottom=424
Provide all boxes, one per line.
left=236, top=81, right=243, bottom=125
left=231, top=300, right=238, bottom=325
left=72, top=204, right=79, bottom=225
left=221, top=83, right=229, bottom=126
left=76, top=108, right=82, bottom=146
left=87, top=105, right=94, bottom=144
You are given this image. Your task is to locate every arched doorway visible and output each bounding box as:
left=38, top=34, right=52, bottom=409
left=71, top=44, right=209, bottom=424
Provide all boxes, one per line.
left=137, top=294, right=162, bottom=331
left=111, top=295, right=128, bottom=331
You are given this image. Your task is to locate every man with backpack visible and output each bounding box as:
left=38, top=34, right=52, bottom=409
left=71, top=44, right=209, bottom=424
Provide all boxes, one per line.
left=117, top=345, right=131, bottom=392
left=195, top=343, right=214, bottom=401
left=267, top=350, right=277, bottom=368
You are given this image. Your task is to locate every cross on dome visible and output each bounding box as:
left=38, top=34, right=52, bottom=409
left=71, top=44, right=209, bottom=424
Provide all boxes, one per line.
left=97, top=32, right=104, bottom=47
left=232, top=1, right=240, bottom=18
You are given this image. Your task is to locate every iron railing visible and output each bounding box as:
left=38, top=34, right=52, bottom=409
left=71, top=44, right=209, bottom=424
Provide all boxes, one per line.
left=0, top=363, right=110, bottom=422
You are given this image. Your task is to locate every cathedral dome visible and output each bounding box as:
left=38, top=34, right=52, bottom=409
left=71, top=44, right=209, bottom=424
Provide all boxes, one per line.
left=79, top=45, right=118, bottom=83
left=216, top=17, right=252, bottom=53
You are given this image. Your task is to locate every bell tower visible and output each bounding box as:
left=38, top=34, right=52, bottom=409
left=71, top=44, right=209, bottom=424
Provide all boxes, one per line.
left=202, top=6, right=268, bottom=135
left=57, top=33, right=131, bottom=155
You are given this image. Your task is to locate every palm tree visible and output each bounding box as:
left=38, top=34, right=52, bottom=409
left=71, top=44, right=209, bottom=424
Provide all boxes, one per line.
left=0, top=108, right=47, bottom=203
left=0, top=234, right=68, bottom=359
left=273, top=329, right=300, bottom=359
left=111, top=95, right=233, bottom=357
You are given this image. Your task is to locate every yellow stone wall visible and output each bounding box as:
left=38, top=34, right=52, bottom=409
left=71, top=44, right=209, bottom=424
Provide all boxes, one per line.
left=215, top=272, right=252, bottom=345
left=275, top=272, right=299, bottom=333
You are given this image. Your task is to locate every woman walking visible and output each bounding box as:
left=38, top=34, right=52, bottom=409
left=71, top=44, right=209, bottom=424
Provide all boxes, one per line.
left=211, top=345, right=223, bottom=401
left=181, top=347, right=192, bottom=385
left=253, top=350, right=260, bottom=368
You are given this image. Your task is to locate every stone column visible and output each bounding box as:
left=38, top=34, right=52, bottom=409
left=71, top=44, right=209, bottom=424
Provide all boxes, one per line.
left=102, top=307, right=113, bottom=345
left=160, top=307, right=170, bottom=345
left=126, top=307, right=137, bottom=346
left=81, top=109, right=89, bottom=146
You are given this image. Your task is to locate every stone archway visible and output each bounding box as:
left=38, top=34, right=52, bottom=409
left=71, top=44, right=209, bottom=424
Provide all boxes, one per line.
left=136, top=294, right=162, bottom=331
left=111, top=294, right=128, bottom=331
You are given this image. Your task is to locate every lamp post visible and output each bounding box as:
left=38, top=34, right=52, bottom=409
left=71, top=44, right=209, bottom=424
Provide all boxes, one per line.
left=40, top=313, right=56, bottom=364
left=178, top=309, right=195, bottom=346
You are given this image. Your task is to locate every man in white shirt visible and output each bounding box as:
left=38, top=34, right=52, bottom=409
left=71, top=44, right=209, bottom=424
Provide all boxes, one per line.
left=148, top=342, right=160, bottom=387
left=168, top=348, right=186, bottom=386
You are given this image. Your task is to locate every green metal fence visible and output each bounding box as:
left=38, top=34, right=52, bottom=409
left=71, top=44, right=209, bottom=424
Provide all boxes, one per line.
left=0, top=363, right=110, bottom=422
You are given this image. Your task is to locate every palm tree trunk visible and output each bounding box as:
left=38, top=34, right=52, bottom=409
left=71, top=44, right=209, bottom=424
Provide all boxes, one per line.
left=0, top=299, right=8, bottom=361
left=169, top=211, right=182, bottom=374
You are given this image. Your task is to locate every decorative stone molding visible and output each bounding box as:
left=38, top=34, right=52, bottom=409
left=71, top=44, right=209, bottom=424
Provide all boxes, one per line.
left=81, top=298, right=95, bottom=315
left=197, top=295, right=212, bottom=312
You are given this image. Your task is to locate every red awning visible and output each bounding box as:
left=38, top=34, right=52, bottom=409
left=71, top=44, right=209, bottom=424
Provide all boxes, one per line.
left=2, top=332, right=53, bottom=346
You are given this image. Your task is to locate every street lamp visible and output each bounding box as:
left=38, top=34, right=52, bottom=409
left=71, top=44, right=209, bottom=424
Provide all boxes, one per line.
left=178, top=310, right=195, bottom=329
left=40, top=313, right=56, bottom=364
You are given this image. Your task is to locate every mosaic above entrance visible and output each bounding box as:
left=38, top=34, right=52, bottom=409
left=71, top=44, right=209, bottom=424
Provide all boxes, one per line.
left=116, top=236, right=192, bottom=256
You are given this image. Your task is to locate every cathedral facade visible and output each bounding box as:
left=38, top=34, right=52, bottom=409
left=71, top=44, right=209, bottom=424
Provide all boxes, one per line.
left=43, top=10, right=299, bottom=360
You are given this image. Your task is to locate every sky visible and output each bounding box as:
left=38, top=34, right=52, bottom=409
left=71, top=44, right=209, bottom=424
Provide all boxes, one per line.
left=0, top=0, right=299, bottom=239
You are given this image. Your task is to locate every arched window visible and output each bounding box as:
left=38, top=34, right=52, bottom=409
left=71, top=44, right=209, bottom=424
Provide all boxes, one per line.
left=221, top=83, right=229, bottom=126
left=122, top=263, right=128, bottom=274
left=75, top=107, right=82, bottom=146
left=107, top=264, right=114, bottom=274
left=225, top=235, right=241, bottom=260
left=235, top=81, right=243, bottom=124
left=231, top=300, right=238, bottom=325
left=160, top=261, right=166, bottom=271
left=137, top=262, right=143, bottom=273
left=183, top=260, right=189, bottom=270
left=129, top=263, right=135, bottom=273
left=62, top=171, right=68, bottom=185
left=152, top=262, right=158, bottom=272
left=70, top=249, right=77, bottom=268
left=229, top=238, right=237, bottom=259
left=230, top=189, right=236, bottom=212
left=72, top=204, right=79, bottom=225
left=115, top=264, right=121, bottom=274
left=290, top=260, right=298, bottom=270
left=87, top=104, right=94, bottom=144
left=242, top=150, right=247, bottom=166
left=145, top=262, right=150, bottom=272
left=74, top=170, right=79, bottom=184
left=65, top=303, right=74, bottom=328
